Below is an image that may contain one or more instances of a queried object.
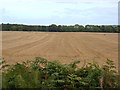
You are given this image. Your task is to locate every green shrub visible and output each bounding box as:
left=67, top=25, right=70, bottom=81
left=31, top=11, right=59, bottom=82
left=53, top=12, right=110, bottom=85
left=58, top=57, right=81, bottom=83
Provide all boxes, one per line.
left=1, top=57, right=120, bottom=89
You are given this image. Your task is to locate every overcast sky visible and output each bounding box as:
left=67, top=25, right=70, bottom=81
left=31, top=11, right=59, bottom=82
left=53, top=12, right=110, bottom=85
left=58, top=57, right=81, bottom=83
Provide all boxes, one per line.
left=0, top=0, right=119, bottom=25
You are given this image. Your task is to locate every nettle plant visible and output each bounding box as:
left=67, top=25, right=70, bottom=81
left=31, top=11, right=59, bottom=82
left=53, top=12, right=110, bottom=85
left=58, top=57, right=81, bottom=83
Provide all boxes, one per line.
left=1, top=57, right=120, bottom=89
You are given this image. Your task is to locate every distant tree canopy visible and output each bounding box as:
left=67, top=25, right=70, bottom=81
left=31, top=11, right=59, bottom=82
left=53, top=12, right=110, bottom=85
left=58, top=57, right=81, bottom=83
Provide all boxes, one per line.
left=1, top=23, right=120, bottom=33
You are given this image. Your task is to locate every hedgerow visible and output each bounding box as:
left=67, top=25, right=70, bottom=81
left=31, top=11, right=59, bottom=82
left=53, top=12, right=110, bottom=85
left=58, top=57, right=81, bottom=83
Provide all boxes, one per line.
left=1, top=57, right=120, bottom=89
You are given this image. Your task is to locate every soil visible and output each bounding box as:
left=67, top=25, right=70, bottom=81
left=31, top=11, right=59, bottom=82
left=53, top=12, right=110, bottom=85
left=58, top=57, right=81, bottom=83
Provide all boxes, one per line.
left=2, top=31, right=118, bottom=69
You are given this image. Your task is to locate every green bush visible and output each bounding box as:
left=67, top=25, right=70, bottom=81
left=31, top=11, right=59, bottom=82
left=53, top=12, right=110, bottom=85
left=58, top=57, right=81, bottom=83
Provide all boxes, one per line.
left=1, top=57, right=120, bottom=89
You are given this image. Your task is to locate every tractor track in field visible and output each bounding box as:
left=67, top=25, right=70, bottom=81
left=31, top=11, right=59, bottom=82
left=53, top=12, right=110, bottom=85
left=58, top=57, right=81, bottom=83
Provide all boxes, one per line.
left=2, top=31, right=118, bottom=69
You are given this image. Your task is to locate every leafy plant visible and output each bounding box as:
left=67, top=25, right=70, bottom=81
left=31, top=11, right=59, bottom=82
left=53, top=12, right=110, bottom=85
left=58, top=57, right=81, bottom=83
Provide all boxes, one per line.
left=102, top=59, right=118, bottom=88
left=1, top=57, right=119, bottom=89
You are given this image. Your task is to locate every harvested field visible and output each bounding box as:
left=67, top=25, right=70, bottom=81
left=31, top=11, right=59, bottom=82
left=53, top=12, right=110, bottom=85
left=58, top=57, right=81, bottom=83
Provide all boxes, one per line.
left=2, top=31, right=118, bottom=68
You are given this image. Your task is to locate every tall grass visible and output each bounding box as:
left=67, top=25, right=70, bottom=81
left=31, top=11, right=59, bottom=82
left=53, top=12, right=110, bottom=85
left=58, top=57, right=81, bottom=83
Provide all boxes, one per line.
left=1, top=57, right=120, bottom=89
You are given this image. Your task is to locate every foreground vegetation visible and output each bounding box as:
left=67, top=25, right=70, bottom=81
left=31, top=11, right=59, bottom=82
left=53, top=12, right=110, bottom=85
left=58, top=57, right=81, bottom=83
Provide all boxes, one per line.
left=1, top=57, right=120, bottom=89
left=2, top=23, right=120, bottom=33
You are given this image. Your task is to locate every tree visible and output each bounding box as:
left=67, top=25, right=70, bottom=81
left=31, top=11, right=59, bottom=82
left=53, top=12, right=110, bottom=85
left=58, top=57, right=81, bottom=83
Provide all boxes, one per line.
left=11, top=26, right=17, bottom=31
left=79, top=25, right=84, bottom=32
left=49, top=24, right=58, bottom=32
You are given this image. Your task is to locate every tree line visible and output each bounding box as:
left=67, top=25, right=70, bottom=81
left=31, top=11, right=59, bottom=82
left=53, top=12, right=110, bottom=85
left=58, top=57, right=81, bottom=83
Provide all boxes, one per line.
left=1, top=23, right=120, bottom=33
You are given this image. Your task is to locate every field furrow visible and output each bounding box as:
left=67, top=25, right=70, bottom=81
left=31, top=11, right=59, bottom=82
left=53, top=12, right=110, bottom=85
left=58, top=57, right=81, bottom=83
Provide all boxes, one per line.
left=2, top=31, right=118, bottom=68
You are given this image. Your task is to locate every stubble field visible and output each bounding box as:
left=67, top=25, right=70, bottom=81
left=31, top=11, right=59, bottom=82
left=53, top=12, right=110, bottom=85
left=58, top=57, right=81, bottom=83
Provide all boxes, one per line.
left=2, top=31, right=118, bottom=68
